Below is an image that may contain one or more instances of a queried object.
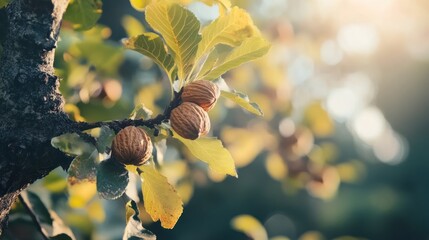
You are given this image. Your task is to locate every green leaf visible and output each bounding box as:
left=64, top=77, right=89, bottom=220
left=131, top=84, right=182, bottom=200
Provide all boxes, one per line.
left=122, top=15, right=147, bottom=37
left=51, top=133, right=95, bottom=157
left=195, top=7, right=257, bottom=61
left=221, top=90, right=263, bottom=116
left=96, top=126, right=115, bottom=153
left=129, top=103, right=153, bottom=120
left=124, top=200, right=156, bottom=240
left=140, top=164, right=183, bottom=229
left=0, top=0, right=10, bottom=9
left=124, top=33, right=176, bottom=81
left=70, top=41, right=124, bottom=75
left=129, top=0, right=151, bottom=11
left=145, top=2, right=201, bottom=80
left=173, top=134, right=238, bottom=177
left=97, top=158, right=129, bottom=200
left=203, top=36, right=271, bottom=80
left=68, top=150, right=98, bottom=185
left=63, top=0, right=102, bottom=31
left=20, top=191, right=76, bottom=239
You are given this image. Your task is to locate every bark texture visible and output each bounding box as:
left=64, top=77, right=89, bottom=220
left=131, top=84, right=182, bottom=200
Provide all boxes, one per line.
left=0, top=0, right=71, bottom=234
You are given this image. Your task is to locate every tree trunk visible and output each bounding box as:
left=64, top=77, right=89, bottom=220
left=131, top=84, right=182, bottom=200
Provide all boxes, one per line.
left=0, top=0, right=72, bottom=234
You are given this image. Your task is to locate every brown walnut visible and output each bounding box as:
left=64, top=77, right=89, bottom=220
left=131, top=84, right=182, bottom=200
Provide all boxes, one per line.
left=170, top=102, right=211, bottom=140
left=111, top=126, right=153, bottom=166
left=181, top=80, right=220, bottom=111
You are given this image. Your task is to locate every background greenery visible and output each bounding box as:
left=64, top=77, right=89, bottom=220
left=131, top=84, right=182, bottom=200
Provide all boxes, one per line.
left=5, top=0, right=429, bottom=239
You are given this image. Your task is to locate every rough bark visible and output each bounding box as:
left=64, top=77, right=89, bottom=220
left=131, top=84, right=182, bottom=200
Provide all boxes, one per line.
left=0, top=0, right=72, bottom=234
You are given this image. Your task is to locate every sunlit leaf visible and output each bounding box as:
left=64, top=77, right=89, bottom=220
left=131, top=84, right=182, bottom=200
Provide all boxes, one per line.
left=304, top=101, right=334, bottom=137
left=96, top=126, right=115, bottom=153
left=140, top=164, right=183, bottom=229
left=68, top=150, right=98, bottom=185
left=196, top=7, right=256, bottom=61
left=130, top=103, right=154, bottom=120
left=173, top=134, right=238, bottom=177
left=221, top=90, right=263, bottom=116
left=130, top=0, right=151, bottom=11
left=63, top=0, right=102, bottom=31
left=42, top=171, right=68, bottom=193
left=87, top=200, right=105, bottom=223
left=51, top=133, right=95, bottom=157
left=97, top=158, right=129, bottom=200
left=265, top=153, right=288, bottom=180
left=123, top=200, right=156, bottom=240
left=124, top=33, right=176, bottom=81
left=145, top=2, right=201, bottom=80
left=203, top=36, right=270, bottom=80
left=68, top=181, right=97, bottom=208
left=122, top=15, right=147, bottom=37
left=231, top=215, right=268, bottom=240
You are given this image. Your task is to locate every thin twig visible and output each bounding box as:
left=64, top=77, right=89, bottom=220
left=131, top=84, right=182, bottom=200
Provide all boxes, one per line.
left=75, top=89, right=183, bottom=133
left=18, top=194, right=50, bottom=240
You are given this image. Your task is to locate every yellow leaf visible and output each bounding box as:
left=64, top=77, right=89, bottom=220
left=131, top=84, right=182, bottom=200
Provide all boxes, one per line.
left=146, top=2, right=201, bottom=80
left=196, top=7, right=255, bottom=61
left=68, top=181, right=97, bottom=208
left=87, top=199, right=105, bottom=222
left=122, top=15, right=146, bottom=37
left=265, top=153, right=288, bottom=180
left=231, top=215, right=268, bottom=240
left=124, top=33, right=176, bottom=81
left=173, top=134, right=238, bottom=177
left=140, top=164, right=183, bottom=229
left=130, top=0, right=151, bottom=11
left=203, top=36, right=270, bottom=80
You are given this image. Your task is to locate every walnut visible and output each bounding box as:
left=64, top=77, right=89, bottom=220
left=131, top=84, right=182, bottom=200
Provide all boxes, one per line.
left=181, top=80, right=220, bottom=111
left=111, top=126, right=153, bottom=166
left=170, top=102, right=210, bottom=140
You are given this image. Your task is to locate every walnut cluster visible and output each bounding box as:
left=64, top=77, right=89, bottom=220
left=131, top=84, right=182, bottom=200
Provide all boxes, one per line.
left=170, top=80, right=220, bottom=140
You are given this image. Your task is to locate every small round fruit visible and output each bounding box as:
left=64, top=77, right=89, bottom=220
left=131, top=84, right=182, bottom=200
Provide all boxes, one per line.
left=181, top=80, right=220, bottom=111
left=111, top=126, right=153, bottom=166
left=170, top=102, right=210, bottom=140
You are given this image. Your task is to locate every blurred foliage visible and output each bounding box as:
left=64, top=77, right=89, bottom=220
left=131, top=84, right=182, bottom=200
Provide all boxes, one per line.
left=4, top=0, right=428, bottom=239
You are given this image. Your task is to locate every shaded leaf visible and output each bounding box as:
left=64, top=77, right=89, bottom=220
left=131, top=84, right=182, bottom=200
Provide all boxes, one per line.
left=20, top=191, right=76, bottom=240
left=221, top=90, right=263, bottom=116
left=145, top=2, right=201, bottom=80
left=203, top=36, right=270, bottom=80
left=130, top=104, right=153, bottom=120
left=96, top=126, right=115, bottom=153
left=140, top=164, right=183, bottom=229
left=231, top=215, right=268, bottom=240
left=124, top=33, right=175, bottom=81
left=63, top=0, right=102, bottom=31
left=50, top=234, right=73, bottom=240
left=123, top=200, right=156, bottom=240
left=97, top=158, right=129, bottom=200
left=196, top=7, right=256, bottom=61
left=68, top=150, right=98, bottom=185
left=173, top=134, right=238, bottom=177
left=51, top=133, right=95, bottom=157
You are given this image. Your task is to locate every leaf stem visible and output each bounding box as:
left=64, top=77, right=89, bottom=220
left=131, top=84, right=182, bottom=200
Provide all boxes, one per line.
left=18, top=193, right=50, bottom=240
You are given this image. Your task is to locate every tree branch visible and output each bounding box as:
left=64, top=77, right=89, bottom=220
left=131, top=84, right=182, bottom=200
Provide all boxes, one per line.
left=75, top=88, right=183, bottom=133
